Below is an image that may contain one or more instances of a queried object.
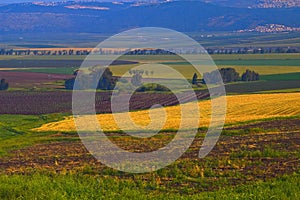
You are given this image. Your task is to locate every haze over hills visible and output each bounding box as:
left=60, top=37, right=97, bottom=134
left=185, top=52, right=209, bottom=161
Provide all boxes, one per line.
left=203, top=0, right=300, bottom=8
left=2, top=0, right=300, bottom=8
left=0, top=0, right=299, bottom=35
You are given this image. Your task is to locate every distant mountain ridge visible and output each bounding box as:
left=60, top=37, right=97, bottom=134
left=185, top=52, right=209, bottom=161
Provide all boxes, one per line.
left=202, top=0, right=300, bottom=8
left=0, top=1, right=299, bottom=34
left=3, top=0, right=300, bottom=8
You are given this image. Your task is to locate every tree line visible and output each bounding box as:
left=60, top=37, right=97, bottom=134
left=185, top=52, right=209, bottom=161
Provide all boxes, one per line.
left=65, top=67, right=260, bottom=91
left=1, top=46, right=299, bottom=56
left=192, top=68, right=259, bottom=85
left=206, top=47, right=300, bottom=54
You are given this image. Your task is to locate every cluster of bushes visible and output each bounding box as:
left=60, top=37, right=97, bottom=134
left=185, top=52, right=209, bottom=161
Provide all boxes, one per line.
left=65, top=67, right=117, bottom=90
left=241, top=69, right=259, bottom=82
left=136, top=83, right=170, bottom=92
left=0, top=79, right=9, bottom=91
left=202, top=68, right=259, bottom=84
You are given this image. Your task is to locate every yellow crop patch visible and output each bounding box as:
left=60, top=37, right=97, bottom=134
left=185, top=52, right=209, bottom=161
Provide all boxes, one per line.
left=33, top=92, right=300, bottom=132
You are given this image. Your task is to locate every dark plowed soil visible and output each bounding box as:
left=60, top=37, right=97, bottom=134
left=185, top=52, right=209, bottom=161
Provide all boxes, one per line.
left=0, top=71, right=73, bottom=88
left=0, top=121, right=299, bottom=191
left=226, top=118, right=300, bottom=132
left=0, top=90, right=209, bottom=115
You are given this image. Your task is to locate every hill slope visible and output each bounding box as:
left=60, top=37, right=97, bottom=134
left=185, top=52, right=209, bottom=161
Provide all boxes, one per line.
left=0, top=1, right=299, bottom=34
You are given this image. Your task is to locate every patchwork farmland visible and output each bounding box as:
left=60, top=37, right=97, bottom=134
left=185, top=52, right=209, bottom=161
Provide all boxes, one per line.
left=0, top=53, right=299, bottom=199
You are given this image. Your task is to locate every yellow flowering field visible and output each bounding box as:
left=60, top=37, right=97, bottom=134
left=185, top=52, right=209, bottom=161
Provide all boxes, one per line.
left=34, top=92, right=300, bottom=132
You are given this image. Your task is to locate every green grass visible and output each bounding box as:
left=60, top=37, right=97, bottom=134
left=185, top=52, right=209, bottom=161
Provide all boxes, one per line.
left=228, top=66, right=300, bottom=75
left=0, top=172, right=298, bottom=200
left=230, top=145, right=291, bottom=159
left=16, top=67, right=77, bottom=75
left=0, top=114, right=68, bottom=156
left=225, top=80, right=300, bottom=94
left=261, top=72, right=300, bottom=81
left=215, top=59, right=300, bottom=66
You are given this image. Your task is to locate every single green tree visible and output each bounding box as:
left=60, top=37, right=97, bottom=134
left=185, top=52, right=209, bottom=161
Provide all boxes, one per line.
left=131, top=73, right=142, bottom=86
left=192, top=73, right=198, bottom=85
left=0, top=79, right=9, bottom=91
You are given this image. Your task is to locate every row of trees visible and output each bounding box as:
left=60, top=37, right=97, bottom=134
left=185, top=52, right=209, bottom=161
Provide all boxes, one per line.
left=2, top=46, right=299, bottom=56
left=192, top=68, right=259, bottom=85
left=128, top=69, right=154, bottom=77
left=0, top=79, right=9, bottom=91
left=206, top=47, right=300, bottom=54
left=0, top=49, right=91, bottom=56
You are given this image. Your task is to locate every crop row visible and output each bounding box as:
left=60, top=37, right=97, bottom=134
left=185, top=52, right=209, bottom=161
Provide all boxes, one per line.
left=0, top=91, right=209, bottom=115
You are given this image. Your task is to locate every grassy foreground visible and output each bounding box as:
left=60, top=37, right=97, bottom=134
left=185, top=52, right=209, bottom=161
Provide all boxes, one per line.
left=0, top=113, right=299, bottom=199
left=0, top=173, right=298, bottom=200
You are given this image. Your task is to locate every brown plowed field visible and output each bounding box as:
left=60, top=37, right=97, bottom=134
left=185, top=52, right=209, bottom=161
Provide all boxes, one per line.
left=0, top=90, right=209, bottom=115
left=0, top=119, right=299, bottom=192
left=0, top=71, right=73, bottom=88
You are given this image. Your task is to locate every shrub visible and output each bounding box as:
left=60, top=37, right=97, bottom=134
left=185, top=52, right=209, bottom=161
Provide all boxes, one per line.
left=136, top=83, right=170, bottom=92
left=192, top=73, right=198, bottom=85
left=0, top=79, right=9, bottom=91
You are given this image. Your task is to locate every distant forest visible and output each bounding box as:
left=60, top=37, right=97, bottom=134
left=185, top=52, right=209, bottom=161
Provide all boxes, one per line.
left=1, top=46, right=299, bottom=56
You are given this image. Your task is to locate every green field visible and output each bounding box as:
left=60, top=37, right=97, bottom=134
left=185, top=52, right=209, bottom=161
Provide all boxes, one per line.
left=0, top=114, right=68, bottom=156
left=260, top=72, right=300, bottom=81
left=0, top=173, right=298, bottom=199
left=15, top=67, right=77, bottom=75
